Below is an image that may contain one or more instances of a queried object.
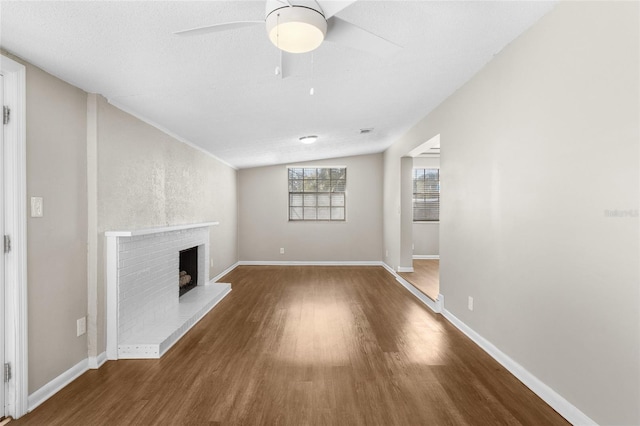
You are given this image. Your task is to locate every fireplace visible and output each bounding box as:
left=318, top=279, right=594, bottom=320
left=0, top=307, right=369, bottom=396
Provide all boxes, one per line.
left=179, top=246, right=199, bottom=297
left=106, top=222, right=233, bottom=360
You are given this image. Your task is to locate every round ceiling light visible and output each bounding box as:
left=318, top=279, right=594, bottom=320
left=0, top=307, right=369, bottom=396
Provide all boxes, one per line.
left=299, top=135, right=318, bottom=144
left=265, top=7, right=327, bottom=54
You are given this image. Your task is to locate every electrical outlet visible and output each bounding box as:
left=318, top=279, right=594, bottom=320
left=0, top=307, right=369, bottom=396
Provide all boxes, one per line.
left=385, top=250, right=389, bottom=257
left=280, top=248, right=285, bottom=254
left=468, top=297, right=474, bottom=311
left=77, top=316, right=87, bottom=337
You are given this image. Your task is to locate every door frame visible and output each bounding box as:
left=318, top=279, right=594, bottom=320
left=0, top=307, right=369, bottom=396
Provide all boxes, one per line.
left=1, top=54, right=28, bottom=419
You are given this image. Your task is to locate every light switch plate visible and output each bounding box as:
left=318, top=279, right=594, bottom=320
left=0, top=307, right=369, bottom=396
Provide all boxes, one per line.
left=31, top=197, right=43, bottom=217
left=77, top=317, right=87, bottom=337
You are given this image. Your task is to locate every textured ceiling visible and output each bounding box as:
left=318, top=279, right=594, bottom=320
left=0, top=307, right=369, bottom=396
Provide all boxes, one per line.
left=0, top=1, right=555, bottom=169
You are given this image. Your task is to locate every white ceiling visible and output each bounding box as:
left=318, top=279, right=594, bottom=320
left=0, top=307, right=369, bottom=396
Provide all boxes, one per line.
left=0, top=1, right=555, bottom=169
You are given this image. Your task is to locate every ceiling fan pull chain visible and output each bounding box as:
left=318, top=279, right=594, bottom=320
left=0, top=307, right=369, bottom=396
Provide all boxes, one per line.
left=276, top=12, right=280, bottom=50
left=309, top=52, right=315, bottom=95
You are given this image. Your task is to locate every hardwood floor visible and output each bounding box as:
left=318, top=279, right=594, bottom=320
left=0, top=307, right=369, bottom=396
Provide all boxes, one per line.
left=14, top=266, right=568, bottom=425
left=399, top=259, right=440, bottom=301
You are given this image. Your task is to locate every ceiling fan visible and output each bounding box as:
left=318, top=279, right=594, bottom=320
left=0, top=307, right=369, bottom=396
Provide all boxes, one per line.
left=174, top=0, right=401, bottom=57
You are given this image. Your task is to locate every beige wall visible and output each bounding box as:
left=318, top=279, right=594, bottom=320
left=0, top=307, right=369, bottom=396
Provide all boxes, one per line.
left=23, top=61, right=88, bottom=393
left=95, top=96, right=238, bottom=354
left=7, top=53, right=238, bottom=393
left=238, top=154, right=383, bottom=262
left=383, top=2, right=639, bottom=424
left=412, top=223, right=438, bottom=257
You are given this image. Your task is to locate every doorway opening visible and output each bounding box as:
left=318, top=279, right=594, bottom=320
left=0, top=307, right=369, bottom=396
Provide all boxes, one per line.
left=400, top=134, right=440, bottom=301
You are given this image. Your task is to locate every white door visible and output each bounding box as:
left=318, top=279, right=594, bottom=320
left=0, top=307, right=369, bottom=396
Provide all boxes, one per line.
left=0, top=73, right=6, bottom=419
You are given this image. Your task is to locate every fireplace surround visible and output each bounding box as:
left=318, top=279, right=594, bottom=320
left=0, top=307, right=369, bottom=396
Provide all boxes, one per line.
left=105, top=222, right=231, bottom=359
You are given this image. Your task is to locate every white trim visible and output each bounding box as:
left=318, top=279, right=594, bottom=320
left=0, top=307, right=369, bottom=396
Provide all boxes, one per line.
left=105, top=236, right=118, bottom=360
left=396, top=266, right=414, bottom=273
left=441, top=306, right=597, bottom=426
left=237, top=260, right=382, bottom=266
left=87, top=352, right=107, bottom=370
left=1, top=54, right=28, bottom=419
left=395, top=275, right=441, bottom=313
left=106, top=99, right=237, bottom=170
left=105, top=221, right=219, bottom=237
left=380, top=262, right=397, bottom=276
left=381, top=263, right=441, bottom=313
left=27, top=358, right=88, bottom=413
left=210, top=262, right=239, bottom=283
left=412, top=255, right=440, bottom=260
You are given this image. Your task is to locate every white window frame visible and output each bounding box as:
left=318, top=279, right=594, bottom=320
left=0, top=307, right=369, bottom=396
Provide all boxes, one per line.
left=413, top=168, right=440, bottom=222
left=287, top=166, right=347, bottom=222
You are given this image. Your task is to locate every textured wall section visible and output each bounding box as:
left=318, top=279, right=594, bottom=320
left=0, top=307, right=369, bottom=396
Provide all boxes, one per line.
left=96, top=96, right=238, bottom=355
left=382, top=2, right=639, bottom=424
left=23, top=62, right=89, bottom=393
left=238, top=154, right=383, bottom=262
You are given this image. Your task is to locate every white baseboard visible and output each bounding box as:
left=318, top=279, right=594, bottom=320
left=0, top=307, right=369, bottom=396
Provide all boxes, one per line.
left=396, top=266, right=414, bottom=273
left=413, top=255, right=440, bottom=259
left=88, top=352, right=107, bottom=369
left=380, top=262, right=396, bottom=276
left=210, top=262, right=240, bottom=282
left=28, top=358, right=89, bottom=412
left=238, top=260, right=383, bottom=266
left=381, top=263, right=441, bottom=313
left=441, top=306, right=596, bottom=426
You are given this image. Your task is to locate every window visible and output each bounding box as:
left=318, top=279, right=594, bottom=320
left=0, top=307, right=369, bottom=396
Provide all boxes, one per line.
left=413, top=168, right=439, bottom=221
left=288, top=167, right=346, bottom=221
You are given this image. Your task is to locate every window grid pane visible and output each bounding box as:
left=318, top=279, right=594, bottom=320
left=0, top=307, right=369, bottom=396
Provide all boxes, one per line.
left=413, top=168, right=439, bottom=222
left=288, top=167, right=347, bottom=221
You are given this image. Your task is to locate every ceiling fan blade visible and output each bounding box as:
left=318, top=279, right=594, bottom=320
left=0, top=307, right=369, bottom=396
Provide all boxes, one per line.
left=174, top=21, right=263, bottom=37
left=317, top=1, right=357, bottom=19
left=324, top=16, right=401, bottom=57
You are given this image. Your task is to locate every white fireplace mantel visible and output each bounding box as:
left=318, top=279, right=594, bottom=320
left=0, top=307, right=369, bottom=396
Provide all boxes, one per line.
left=105, top=221, right=219, bottom=237
left=105, top=221, right=230, bottom=360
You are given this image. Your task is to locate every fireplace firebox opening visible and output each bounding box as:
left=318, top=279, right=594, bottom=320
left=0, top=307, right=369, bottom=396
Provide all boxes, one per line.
left=179, top=246, right=199, bottom=297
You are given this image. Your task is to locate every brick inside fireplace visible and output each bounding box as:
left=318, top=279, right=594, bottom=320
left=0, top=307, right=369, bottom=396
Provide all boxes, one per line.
left=179, top=246, right=199, bottom=296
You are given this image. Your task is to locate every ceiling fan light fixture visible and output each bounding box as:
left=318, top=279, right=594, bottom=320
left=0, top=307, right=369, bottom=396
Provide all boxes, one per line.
left=266, top=6, right=327, bottom=53
left=299, top=135, right=318, bottom=144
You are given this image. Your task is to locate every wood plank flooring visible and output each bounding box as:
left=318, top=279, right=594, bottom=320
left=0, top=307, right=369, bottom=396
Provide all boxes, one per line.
left=14, top=266, right=568, bottom=425
left=399, top=259, right=440, bottom=301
